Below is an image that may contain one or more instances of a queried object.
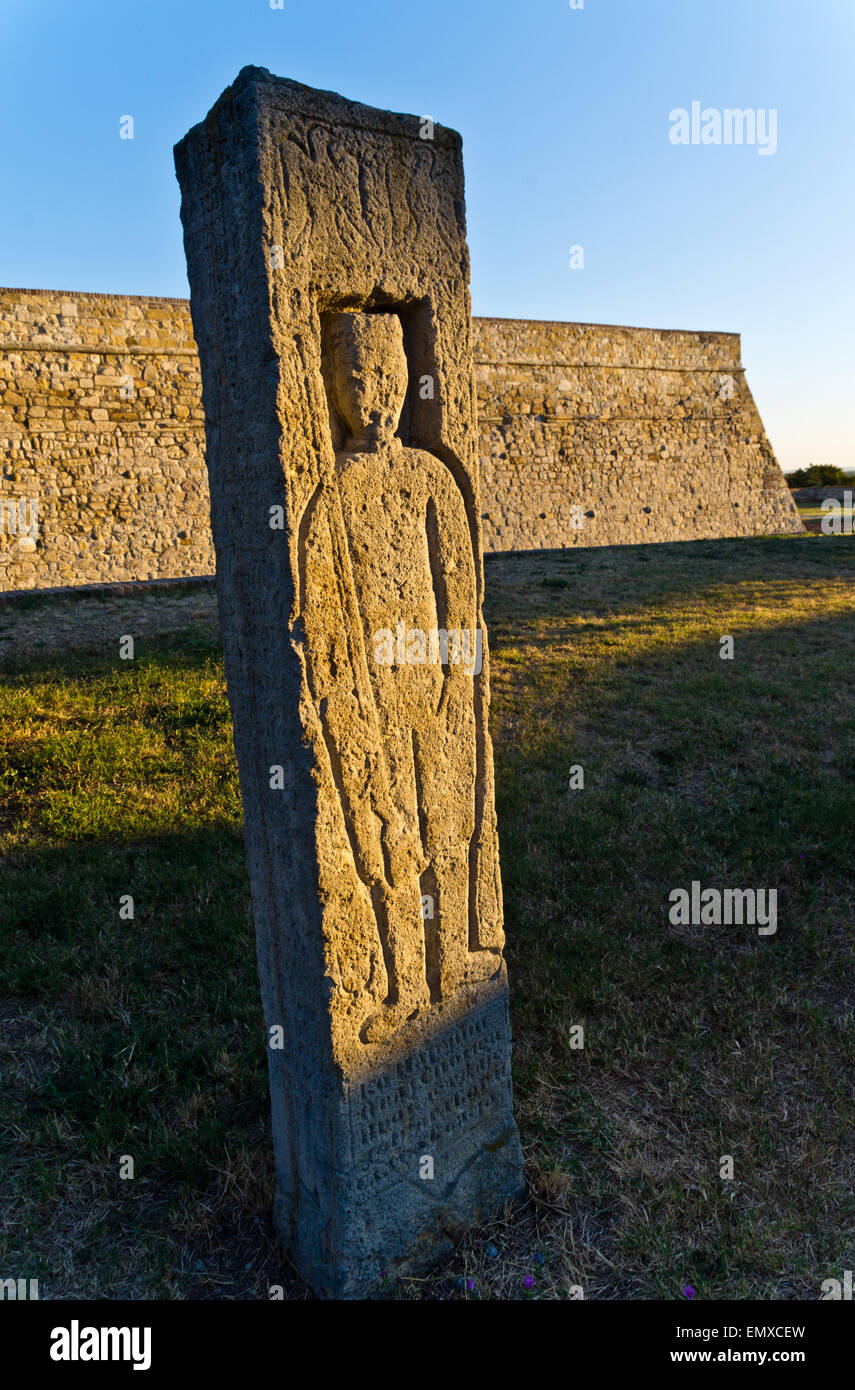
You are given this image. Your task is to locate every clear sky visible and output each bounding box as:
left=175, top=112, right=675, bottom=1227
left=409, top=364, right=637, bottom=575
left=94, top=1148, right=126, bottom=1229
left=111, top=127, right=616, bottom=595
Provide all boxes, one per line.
left=1, top=0, right=852, bottom=472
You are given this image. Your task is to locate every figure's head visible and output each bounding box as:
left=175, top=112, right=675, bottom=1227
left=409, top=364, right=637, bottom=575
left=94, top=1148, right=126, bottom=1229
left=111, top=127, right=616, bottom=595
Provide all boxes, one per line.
left=327, top=311, right=408, bottom=450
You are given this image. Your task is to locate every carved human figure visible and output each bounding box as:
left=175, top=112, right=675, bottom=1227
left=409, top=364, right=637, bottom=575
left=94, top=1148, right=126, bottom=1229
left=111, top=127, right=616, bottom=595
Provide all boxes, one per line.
left=297, top=311, right=500, bottom=1041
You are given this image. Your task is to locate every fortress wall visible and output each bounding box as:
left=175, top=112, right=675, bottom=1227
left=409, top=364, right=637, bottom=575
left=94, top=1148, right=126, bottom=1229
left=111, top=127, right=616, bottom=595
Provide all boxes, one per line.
left=0, top=289, right=210, bottom=591
left=472, top=317, right=801, bottom=551
left=0, top=289, right=801, bottom=592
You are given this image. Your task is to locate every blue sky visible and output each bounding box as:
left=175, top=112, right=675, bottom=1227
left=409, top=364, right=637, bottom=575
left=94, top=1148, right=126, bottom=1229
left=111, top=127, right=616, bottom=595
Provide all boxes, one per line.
left=1, top=0, right=852, bottom=472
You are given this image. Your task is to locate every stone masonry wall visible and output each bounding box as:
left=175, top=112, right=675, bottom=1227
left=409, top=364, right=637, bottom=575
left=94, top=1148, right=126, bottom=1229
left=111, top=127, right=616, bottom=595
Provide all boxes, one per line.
left=0, top=289, right=209, bottom=592
left=472, top=317, right=802, bottom=551
left=0, top=289, right=801, bottom=592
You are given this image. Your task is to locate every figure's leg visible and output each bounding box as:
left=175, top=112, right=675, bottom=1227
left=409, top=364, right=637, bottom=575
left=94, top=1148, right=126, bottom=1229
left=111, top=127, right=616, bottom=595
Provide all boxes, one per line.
left=360, top=726, right=432, bottom=1041
left=360, top=882, right=431, bottom=1040
left=413, top=707, right=501, bottom=1001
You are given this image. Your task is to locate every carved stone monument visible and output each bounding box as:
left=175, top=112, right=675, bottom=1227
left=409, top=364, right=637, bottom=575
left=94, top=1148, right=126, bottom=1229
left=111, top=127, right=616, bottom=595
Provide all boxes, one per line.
left=175, top=67, right=524, bottom=1298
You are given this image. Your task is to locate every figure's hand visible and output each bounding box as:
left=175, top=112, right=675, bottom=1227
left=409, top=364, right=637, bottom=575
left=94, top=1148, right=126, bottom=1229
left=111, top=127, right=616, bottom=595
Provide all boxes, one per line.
left=437, top=677, right=477, bottom=739
left=381, top=815, right=427, bottom=885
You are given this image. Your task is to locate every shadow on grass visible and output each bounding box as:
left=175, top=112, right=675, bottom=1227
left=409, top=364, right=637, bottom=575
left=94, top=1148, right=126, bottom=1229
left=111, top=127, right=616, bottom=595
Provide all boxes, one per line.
left=0, top=828, right=311, bottom=1299
left=487, top=565, right=855, bottom=1297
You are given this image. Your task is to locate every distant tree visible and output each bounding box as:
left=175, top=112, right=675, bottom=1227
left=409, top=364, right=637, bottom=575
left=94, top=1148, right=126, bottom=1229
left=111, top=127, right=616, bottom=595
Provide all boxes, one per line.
left=786, top=464, right=854, bottom=488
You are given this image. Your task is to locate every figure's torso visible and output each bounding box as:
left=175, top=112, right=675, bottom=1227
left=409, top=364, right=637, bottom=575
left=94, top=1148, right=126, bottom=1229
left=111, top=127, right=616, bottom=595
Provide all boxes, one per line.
left=334, top=443, right=475, bottom=723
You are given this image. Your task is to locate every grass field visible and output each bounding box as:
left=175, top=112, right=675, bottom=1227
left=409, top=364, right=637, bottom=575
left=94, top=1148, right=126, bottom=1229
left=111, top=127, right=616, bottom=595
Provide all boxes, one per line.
left=2, top=532, right=854, bottom=1300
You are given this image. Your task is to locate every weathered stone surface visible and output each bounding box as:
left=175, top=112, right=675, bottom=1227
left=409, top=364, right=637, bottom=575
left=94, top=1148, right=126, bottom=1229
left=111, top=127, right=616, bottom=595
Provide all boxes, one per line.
left=474, top=318, right=804, bottom=551
left=174, top=67, right=524, bottom=1297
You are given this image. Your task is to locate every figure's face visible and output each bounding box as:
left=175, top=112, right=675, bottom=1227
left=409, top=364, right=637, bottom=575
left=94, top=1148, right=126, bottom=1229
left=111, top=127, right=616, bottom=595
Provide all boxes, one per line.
left=329, top=312, right=408, bottom=447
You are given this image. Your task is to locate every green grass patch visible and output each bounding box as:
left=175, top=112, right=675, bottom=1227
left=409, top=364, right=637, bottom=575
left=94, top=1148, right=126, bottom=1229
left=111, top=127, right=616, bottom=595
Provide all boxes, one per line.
left=2, top=534, right=854, bottom=1299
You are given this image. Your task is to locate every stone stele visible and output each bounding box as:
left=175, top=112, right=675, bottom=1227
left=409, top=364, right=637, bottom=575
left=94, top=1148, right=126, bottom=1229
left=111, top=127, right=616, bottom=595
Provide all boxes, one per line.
left=174, top=68, right=524, bottom=1298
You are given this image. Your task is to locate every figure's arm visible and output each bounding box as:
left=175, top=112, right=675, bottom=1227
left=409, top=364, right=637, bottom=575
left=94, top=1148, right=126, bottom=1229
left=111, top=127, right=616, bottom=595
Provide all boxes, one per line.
left=426, top=471, right=481, bottom=719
